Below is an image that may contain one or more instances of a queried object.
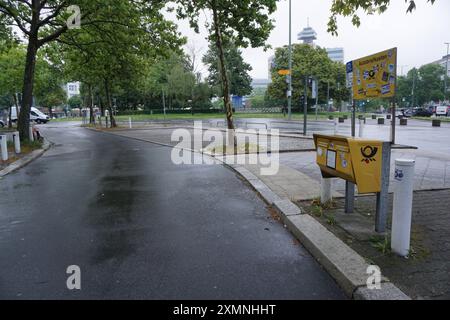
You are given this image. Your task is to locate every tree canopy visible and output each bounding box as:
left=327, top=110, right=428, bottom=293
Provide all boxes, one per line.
left=328, top=0, right=436, bottom=35
left=202, top=40, right=253, bottom=97
left=397, top=64, right=446, bottom=107
left=174, top=0, right=278, bottom=129
left=0, top=0, right=184, bottom=138
left=267, top=44, right=349, bottom=109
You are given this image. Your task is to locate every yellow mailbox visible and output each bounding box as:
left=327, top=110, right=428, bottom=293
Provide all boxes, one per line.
left=313, top=134, right=384, bottom=194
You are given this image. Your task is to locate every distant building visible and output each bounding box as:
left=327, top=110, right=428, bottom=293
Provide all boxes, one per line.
left=430, top=54, right=450, bottom=77
left=251, top=78, right=271, bottom=89
left=267, top=22, right=345, bottom=81
left=297, top=22, right=345, bottom=63
left=297, top=25, right=317, bottom=46
left=326, top=47, right=345, bottom=63
left=66, top=82, right=80, bottom=99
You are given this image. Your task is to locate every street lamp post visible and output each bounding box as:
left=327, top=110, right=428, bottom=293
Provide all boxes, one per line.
left=445, top=42, right=449, bottom=101
left=411, top=69, right=417, bottom=107
left=287, top=0, right=292, bottom=120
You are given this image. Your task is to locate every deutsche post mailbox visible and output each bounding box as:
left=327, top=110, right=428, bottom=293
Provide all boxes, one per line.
left=313, top=134, right=384, bottom=194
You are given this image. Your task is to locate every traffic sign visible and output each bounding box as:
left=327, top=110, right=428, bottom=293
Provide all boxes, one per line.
left=278, top=69, right=291, bottom=76
left=349, top=48, right=397, bottom=100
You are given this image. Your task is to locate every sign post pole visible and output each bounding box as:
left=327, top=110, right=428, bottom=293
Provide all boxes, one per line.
left=391, top=100, right=396, bottom=144
left=303, top=76, right=308, bottom=135
left=287, top=0, right=292, bottom=120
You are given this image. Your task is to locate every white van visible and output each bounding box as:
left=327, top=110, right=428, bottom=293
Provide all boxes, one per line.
left=10, top=106, right=50, bottom=124
left=435, top=106, right=449, bottom=117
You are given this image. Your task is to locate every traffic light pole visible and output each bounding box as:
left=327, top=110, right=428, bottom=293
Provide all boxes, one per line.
left=287, top=0, right=292, bottom=120
left=303, top=76, right=308, bottom=135
left=445, top=42, right=449, bottom=102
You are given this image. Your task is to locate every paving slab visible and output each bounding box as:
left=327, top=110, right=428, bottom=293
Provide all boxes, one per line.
left=244, top=164, right=343, bottom=201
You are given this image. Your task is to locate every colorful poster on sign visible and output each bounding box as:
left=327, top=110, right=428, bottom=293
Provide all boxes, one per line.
left=349, top=48, right=397, bottom=100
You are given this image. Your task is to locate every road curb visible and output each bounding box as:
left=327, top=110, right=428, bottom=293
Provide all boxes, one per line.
left=229, top=167, right=410, bottom=300
left=0, top=139, right=51, bottom=178
left=87, top=126, right=411, bottom=300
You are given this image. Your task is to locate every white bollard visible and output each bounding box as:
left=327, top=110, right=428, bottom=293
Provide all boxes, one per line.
left=358, top=119, right=364, bottom=138
left=129, top=117, right=132, bottom=129
left=391, top=159, right=415, bottom=257
left=320, top=177, right=332, bottom=204
left=0, top=135, right=8, bottom=161
left=13, top=131, right=21, bottom=154
left=29, top=126, right=34, bottom=142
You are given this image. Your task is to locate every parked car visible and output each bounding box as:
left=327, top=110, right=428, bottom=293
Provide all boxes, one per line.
left=435, top=106, right=448, bottom=117
left=10, top=106, right=50, bottom=124
left=0, top=119, right=4, bottom=128
left=396, top=109, right=412, bottom=118
left=413, top=108, right=433, bottom=117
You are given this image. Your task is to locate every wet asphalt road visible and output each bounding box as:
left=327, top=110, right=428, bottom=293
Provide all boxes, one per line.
left=0, top=123, right=345, bottom=299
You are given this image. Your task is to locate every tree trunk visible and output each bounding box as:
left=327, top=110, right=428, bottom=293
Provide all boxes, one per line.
left=18, top=34, right=38, bottom=141
left=8, top=104, right=13, bottom=129
left=88, top=84, right=95, bottom=124
left=98, top=95, right=104, bottom=117
left=11, top=93, right=19, bottom=129
left=48, top=106, right=53, bottom=118
left=212, top=5, right=234, bottom=130
left=104, top=79, right=116, bottom=128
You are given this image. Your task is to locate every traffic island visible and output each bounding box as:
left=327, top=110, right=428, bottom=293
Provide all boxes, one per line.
left=0, top=139, right=51, bottom=177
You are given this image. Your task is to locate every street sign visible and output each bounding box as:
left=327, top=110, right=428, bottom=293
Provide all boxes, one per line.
left=278, top=69, right=291, bottom=76
left=348, top=48, right=397, bottom=100
left=346, top=61, right=353, bottom=88
left=312, top=80, right=318, bottom=99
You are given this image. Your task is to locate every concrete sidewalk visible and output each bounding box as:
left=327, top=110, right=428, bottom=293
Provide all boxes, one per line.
left=230, top=149, right=450, bottom=199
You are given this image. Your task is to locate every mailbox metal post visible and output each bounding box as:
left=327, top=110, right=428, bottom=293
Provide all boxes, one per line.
left=346, top=100, right=357, bottom=214
left=391, top=102, right=396, bottom=145
left=375, top=142, right=392, bottom=233
left=345, top=182, right=355, bottom=213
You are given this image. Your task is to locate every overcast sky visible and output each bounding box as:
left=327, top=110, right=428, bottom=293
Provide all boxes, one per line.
left=169, top=0, right=450, bottom=79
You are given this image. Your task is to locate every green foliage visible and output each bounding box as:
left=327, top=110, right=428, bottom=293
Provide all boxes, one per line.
left=49, top=0, right=187, bottom=123
left=370, top=236, right=391, bottom=254
left=267, top=44, right=349, bottom=108
left=202, top=40, right=253, bottom=97
left=397, top=64, right=446, bottom=107
left=174, top=0, right=277, bottom=49
left=0, top=0, right=186, bottom=135
left=0, top=45, right=26, bottom=99
left=328, top=0, right=436, bottom=35
left=34, top=52, right=67, bottom=110
left=126, top=52, right=213, bottom=111
left=174, top=0, right=279, bottom=127
left=67, top=95, right=82, bottom=109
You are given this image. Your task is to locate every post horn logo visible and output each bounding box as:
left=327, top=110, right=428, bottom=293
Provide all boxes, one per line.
left=361, top=146, right=378, bottom=163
